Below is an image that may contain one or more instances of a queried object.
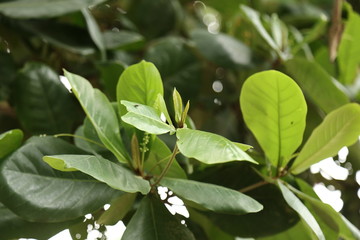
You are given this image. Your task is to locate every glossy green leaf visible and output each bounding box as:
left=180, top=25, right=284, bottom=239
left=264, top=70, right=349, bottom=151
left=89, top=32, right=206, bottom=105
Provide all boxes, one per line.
left=0, top=129, right=23, bottom=159
left=103, top=30, right=144, bottom=50
left=291, top=103, right=360, bottom=174
left=190, top=29, right=251, bottom=69
left=144, top=136, right=187, bottom=179
left=278, top=181, right=325, bottom=240
left=97, top=193, right=136, bottom=225
left=122, top=195, right=195, bottom=240
left=176, top=128, right=256, bottom=164
left=240, top=70, right=307, bottom=167
left=161, top=178, right=263, bottom=214
left=43, top=154, right=151, bottom=194
left=0, top=0, right=106, bottom=18
left=0, top=136, right=120, bottom=222
left=117, top=60, right=164, bottom=115
left=338, top=4, right=360, bottom=85
left=285, top=58, right=349, bottom=114
left=121, top=100, right=175, bottom=135
left=15, top=62, right=78, bottom=134
left=64, top=70, right=128, bottom=163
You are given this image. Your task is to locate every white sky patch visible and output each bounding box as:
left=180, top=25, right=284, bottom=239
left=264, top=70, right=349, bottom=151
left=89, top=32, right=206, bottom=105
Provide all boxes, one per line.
left=310, top=157, right=349, bottom=181
left=103, top=204, right=111, bottom=211
left=313, top=183, right=344, bottom=212
left=59, top=75, right=72, bottom=92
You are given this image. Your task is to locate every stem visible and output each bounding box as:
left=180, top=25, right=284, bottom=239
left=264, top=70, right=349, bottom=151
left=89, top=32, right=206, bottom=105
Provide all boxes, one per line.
left=239, top=180, right=269, bottom=193
left=152, top=145, right=179, bottom=187
left=147, top=154, right=173, bottom=175
left=54, top=133, right=106, bottom=149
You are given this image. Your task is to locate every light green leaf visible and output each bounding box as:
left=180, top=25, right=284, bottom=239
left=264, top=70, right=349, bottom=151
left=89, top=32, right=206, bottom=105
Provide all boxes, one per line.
left=285, top=58, right=349, bottom=114
left=0, top=0, right=106, bottom=18
left=0, top=129, right=23, bottom=159
left=154, top=94, right=173, bottom=126
left=117, top=60, right=164, bottom=115
left=278, top=181, right=325, bottom=240
left=240, top=70, right=307, bottom=167
left=121, top=100, right=175, bottom=135
left=161, top=178, right=263, bottom=214
left=291, top=103, right=360, bottom=174
left=122, top=195, right=195, bottom=240
left=338, top=3, right=360, bottom=85
left=43, top=154, right=150, bottom=195
left=144, top=137, right=186, bottom=179
left=176, top=128, right=257, bottom=164
left=97, top=193, right=136, bottom=225
left=64, top=70, right=128, bottom=163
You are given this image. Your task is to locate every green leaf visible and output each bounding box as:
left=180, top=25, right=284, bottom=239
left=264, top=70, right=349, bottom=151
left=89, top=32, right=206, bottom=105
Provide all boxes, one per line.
left=103, top=30, right=144, bottom=50
left=144, top=137, right=187, bottom=179
left=0, top=202, right=79, bottom=239
left=15, top=62, right=78, bottom=134
left=240, top=70, right=307, bottom=167
left=0, top=52, right=16, bottom=101
left=154, top=94, right=173, bottom=126
left=122, top=195, right=196, bottom=240
left=64, top=70, right=129, bottom=163
left=161, top=178, right=263, bottom=214
left=190, top=29, right=251, bottom=69
left=0, top=129, right=23, bottom=159
left=277, top=181, right=325, bottom=240
left=285, top=58, right=349, bottom=114
left=291, top=103, right=360, bottom=174
left=43, top=154, right=151, bottom=195
left=121, top=100, right=175, bottom=135
left=97, top=61, right=125, bottom=101
left=338, top=3, right=360, bottom=85
left=97, top=193, right=136, bottom=225
left=173, top=88, right=183, bottom=125
left=0, top=0, right=107, bottom=18
left=117, top=60, right=164, bottom=115
left=176, top=128, right=256, bottom=164
left=0, top=136, right=120, bottom=222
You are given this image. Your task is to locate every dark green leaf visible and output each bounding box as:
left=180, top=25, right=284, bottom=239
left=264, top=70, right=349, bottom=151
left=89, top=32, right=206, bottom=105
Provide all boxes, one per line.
left=285, top=58, right=349, bottom=114
left=176, top=128, right=256, bottom=164
left=0, top=52, right=16, bottom=101
left=44, top=154, right=151, bottom=194
left=0, top=129, right=23, bottom=159
left=97, top=61, right=125, bottom=101
left=240, top=70, right=307, bottom=167
left=161, top=178, right=263, bottom=214
left=190, top=29, right=251, bottom=69
left=122, top=195, right=196, bottom=240
left=15, top=62, right=77, bottom=134
left=0, top=0, right=107, bottom=18
left=291, top=103, right=360, bottom=174
left=64, top=70, right=129, bottom=163
left=103, top=30, right=144, bottom=50
left=0, top=136, right=120, bottom=222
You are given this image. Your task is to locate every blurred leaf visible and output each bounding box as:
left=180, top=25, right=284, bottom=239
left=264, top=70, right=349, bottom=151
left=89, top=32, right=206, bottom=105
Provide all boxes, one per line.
left=121, top=100, right=175, bottom=135
left=277, top=181, right=325, bottom=240
left=258, top=221, right=314, bottom=240
left=74, top=117, right=106, bottom=154
left=0, top=129, right=23, bottom=159
left=82, top=8, right=105, bottom=59
left=338, top=3, right=360, bottom=85
left=144, top=136, right=186, bottom=179
left=176, top=128, right=256, bottom=164
left=202, top=0, right=247, bottom=19
left=97, top=193, right=136, bottom=225
left=103, top=30, right=144, bottom=50
left=64, top=70, right=129, bottom=163
left=43, top=154, right=151, bottom=194
left=0, top=202, right=79, bottom=239
left=291, top=103, right=360, bottom=174
left=15, top=62, right=77, bottom=134
left=190, top=29, right=251, bottom=69
left=0, top=136, right=120, bottom=222
left=122, top=194, right=196, bottom=240
left=97, top=61, right=125, bottom=101
left=240, top=70, right=307, bottom=167
left=314, top=47, right=335, bottom=77
left=285, top=58, right=349, bottom=114
left=161, top=177, right=263, bottom=214
left=0, top=0, right=107, bottom=18
left=0, top=52, right=16, bottom=101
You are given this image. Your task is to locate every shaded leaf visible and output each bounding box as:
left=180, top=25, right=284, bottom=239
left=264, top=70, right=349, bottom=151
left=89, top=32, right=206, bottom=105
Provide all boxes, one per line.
left=43, top=154, right=151, bottom=194
left=240, top=70, right=307, bottom=167
left=121, top=100, right=175, bottom=135
left=103, top=30, right=144, bottom=50
left=161, top=178, right=263, bottom=214
left=64, top=70, right=129, bottom=163
left=0, top=52, right=16, bottom=101
left=0, top=129, right=23, bottom=159
left=122, top=195, right=195, bottom=240
left=97, top=61, right=125, bottom=101
left=291, top=103, right=360, bottom=174
left=176, top=128, right=256, bottom=164
left=0, top=136, right=120, bottom=222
